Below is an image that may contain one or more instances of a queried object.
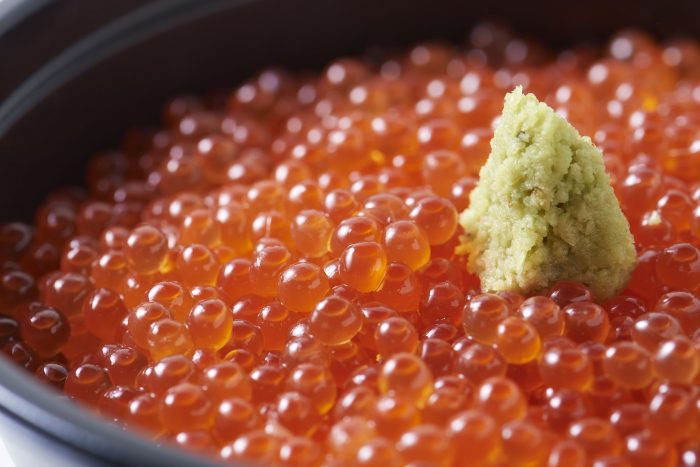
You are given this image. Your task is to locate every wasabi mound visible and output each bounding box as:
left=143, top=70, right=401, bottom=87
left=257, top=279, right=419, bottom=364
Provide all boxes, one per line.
left=458, top=87, right=636, bottom=300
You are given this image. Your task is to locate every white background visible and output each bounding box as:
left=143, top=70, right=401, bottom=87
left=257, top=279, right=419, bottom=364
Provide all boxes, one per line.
left=0, top=437, right=16, bottom=467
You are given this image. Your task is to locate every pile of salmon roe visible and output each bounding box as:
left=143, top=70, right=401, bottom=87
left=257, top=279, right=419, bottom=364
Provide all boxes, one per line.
left=3, top=23, right=700, bottom=466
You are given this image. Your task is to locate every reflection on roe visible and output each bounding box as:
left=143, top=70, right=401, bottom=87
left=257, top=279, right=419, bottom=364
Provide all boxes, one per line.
left=1, top=23, right=700, bottom=466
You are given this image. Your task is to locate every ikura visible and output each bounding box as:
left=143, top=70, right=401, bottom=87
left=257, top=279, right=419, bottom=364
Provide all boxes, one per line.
left=3, top=24, right=700, bottom=466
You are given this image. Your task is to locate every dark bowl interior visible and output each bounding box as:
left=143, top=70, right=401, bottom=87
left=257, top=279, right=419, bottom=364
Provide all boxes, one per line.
left=0, top=0, right=699, bottom=465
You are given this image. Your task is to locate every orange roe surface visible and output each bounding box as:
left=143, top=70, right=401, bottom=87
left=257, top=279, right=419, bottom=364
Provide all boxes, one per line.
left=3, top=23, right=700, bottom=466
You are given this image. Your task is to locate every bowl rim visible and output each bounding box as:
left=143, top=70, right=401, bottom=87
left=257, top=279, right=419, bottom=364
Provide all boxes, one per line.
left=0, top=0, right=255, bottom=137
left=0, top=0, right=51, bottom=38
left=0, top=357, right=225, bottom=466
left=0, top=1, right=262, bottom=465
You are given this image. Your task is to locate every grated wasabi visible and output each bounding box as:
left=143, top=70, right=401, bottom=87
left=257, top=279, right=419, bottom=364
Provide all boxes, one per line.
left=458, top=87, right=636, bottom=300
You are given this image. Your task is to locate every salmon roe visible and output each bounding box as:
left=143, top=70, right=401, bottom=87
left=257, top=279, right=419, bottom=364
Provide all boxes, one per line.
left=4, top=24, right=700, bottom=465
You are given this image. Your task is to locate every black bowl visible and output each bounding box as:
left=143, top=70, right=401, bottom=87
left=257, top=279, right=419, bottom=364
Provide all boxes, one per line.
left=0, top=0, right=698, bottom=465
